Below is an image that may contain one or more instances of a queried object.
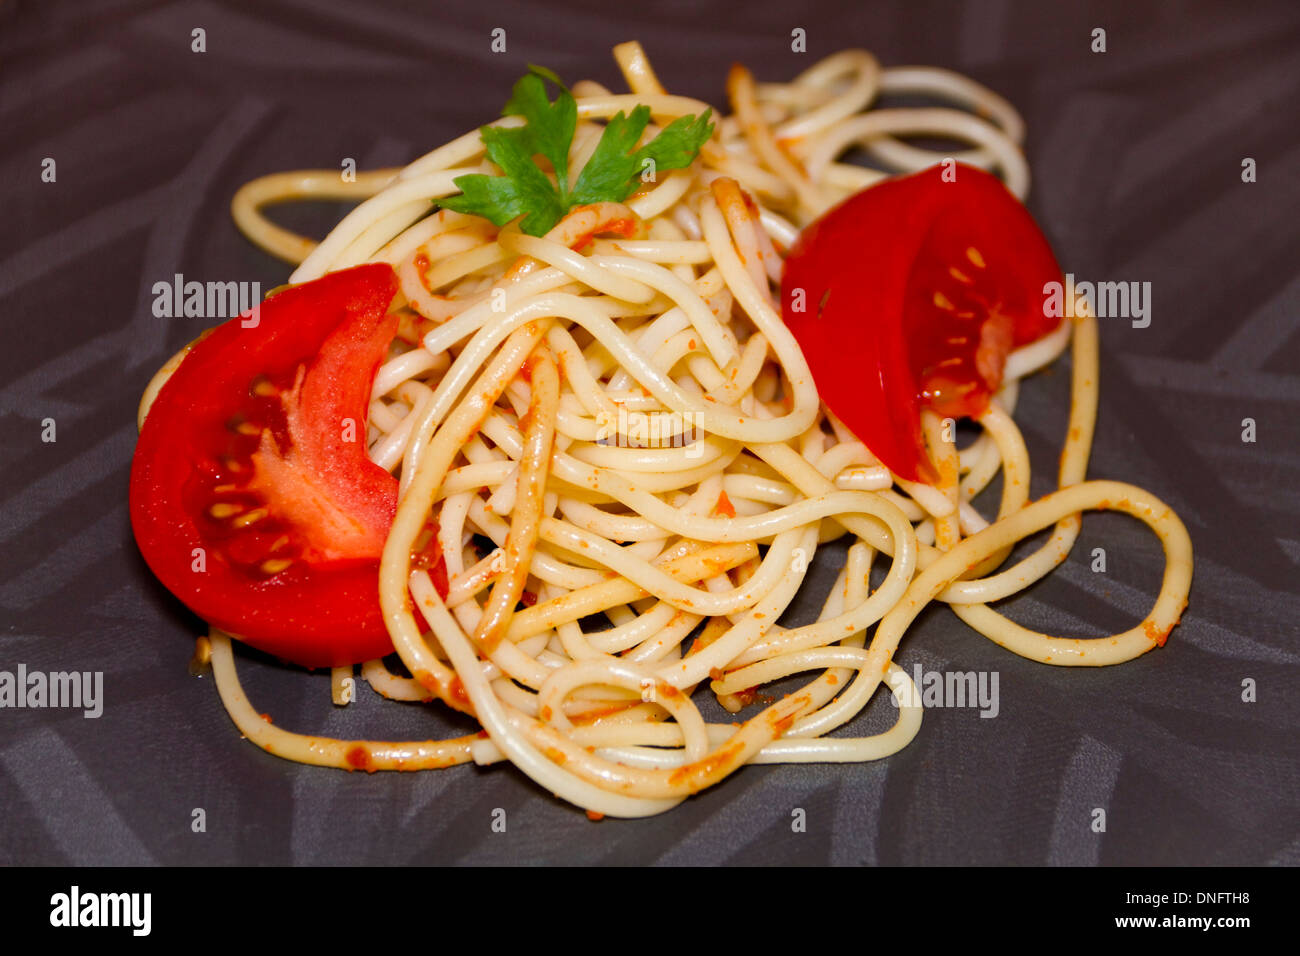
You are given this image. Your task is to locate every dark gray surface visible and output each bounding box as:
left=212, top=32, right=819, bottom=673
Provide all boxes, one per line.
left=1, top=0, right=1297, bottom=865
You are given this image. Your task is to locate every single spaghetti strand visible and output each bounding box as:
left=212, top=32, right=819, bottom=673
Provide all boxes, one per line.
left=208, top=631, right=479, bottom=771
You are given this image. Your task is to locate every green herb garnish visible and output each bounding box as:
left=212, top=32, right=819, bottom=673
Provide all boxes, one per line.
left=439, top=66, right=714, bottom=236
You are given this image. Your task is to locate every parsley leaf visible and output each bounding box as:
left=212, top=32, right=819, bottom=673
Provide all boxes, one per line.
left=570, top=106, right=714, bottom=207
left=440, top=124, right=565, bottom=236
left=499, top=67, right=576, bottom=193
left=439, top=66, right=715, bottom=236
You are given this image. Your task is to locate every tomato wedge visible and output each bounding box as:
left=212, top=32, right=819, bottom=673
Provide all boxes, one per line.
left=781, top=163, right=1063, bottom=483
left=130, top=263, right=401, bottom=668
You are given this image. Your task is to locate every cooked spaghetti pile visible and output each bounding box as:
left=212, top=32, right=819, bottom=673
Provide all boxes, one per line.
left=187, top=42, right=1191, bottom=817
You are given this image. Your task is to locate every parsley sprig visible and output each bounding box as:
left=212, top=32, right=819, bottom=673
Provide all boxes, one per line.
left=440, top=66, right=714, bottom=236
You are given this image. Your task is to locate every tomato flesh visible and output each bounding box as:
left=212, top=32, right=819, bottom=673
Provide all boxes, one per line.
left=781, top=163, right=1063, bottom=483
left=130, top=263, right=401, bottom=667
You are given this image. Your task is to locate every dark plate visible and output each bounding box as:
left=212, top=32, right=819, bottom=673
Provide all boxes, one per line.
left=1, top=0, right=1297, bottom=865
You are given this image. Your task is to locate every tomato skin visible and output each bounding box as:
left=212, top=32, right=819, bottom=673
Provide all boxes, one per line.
left=130, top=263, right=401, bottom=668
left=781, top=163, right=1063, bottom=483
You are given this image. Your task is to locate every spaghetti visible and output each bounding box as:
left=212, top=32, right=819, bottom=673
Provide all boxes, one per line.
left=145, top=42, right=1192, bottom=817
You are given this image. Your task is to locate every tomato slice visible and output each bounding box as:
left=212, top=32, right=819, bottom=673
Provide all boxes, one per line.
left=781, top=163, right=1063, bottom=483
left=130, top=263, right=401, bottom=668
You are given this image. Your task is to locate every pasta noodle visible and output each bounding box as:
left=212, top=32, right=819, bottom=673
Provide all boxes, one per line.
left=160, top=42, right=1192, bottom=817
